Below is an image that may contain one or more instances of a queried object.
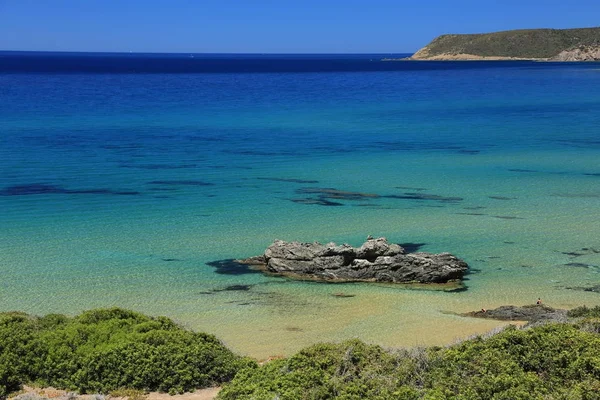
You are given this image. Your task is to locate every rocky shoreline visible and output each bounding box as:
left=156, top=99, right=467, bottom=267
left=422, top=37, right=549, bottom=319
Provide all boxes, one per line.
left=237, top=237, right=468, bottom=285
left=403, top=52, right=541, bottom=61
left=385, top=45, right=600, bottom=62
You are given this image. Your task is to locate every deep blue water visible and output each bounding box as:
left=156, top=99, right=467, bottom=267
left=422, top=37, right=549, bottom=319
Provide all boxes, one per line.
left=2, top=52, right=600, bottom=356
left=0, top=51, right=578, bottom=73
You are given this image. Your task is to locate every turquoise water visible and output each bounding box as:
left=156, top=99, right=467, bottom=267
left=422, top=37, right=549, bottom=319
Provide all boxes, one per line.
left=2, top=55, right=600, bottom=357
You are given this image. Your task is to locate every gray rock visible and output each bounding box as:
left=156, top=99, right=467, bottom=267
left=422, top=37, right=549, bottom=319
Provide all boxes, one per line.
left=356, top=237, right=404, bottom=259
left=464, top=304, right=568, bottom=322
left=248, top=237, right=468, bottom=284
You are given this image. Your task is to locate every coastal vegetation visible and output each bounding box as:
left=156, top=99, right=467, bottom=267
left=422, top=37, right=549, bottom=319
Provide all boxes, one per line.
left=220, top=318, right=600, bottom=399
left=2, top=306, right=600, bottom=399
left=0, top=308, right=253, bottom=398
left=410, top=27, right=600, bottom=60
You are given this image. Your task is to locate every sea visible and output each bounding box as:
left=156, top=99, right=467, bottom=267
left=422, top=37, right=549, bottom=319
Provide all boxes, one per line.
left=2, top=52, right=600, bottom=358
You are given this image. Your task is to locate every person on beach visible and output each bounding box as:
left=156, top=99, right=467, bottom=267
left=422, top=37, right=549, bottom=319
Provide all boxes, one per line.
left=536, top=298, right=542, bottom=305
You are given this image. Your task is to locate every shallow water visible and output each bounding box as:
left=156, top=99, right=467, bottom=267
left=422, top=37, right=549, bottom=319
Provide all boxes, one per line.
left=2, top=54, right=600, bottom=357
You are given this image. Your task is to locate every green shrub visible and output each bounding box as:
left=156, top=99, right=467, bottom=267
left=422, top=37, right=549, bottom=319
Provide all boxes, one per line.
left=417, top=324, right=600, bottom=398
left=4, top=308, right=600, bottom=400
left=0, top=313, right=42, bottom=398
left=568, top=306, right=600, bottom=319
left=108, top=388, right=147, bottom=400
left=219, top=339, right=423, bottom=400
left=219, top=324, right=600, bottom=399
left=0, top=308, right=254, bottom=396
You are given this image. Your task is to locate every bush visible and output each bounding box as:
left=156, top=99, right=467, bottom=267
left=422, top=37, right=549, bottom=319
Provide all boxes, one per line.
left=0, top=313, right=41, bottom=398
left=219, top=339, right=424, bottom=400
left=568, top=306, right=600, bottom=319
left=219, top=324, right=600, bottom=399
left=108, top=388, right=146, bottom=400
left=424, top=324, right=600, bottom=398
left=4, top=308, right=600, bottom=399
left=0, top=308, right=254, bottom=396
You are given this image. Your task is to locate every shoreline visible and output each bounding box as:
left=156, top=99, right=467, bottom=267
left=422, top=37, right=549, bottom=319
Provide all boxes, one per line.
left=383, top=54, right=546, bottom=61
left=6, top=304, right=594, bottom=399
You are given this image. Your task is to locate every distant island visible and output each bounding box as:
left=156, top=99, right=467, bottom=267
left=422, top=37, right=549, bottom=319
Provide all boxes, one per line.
left=404, top=27, right=600, bottom=61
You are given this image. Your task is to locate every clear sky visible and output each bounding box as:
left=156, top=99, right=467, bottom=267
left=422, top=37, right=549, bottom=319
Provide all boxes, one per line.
left=1, top=0, right=599, bottom=53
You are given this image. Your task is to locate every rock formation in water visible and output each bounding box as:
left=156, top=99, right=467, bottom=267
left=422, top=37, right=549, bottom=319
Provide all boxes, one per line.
left=464, top=305, right=568, bottom=323
left=238, top=237, right=468, bottom=284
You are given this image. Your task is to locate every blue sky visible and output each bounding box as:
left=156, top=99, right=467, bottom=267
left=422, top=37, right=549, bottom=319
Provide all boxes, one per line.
left=1, top=0, right=599, bottom=53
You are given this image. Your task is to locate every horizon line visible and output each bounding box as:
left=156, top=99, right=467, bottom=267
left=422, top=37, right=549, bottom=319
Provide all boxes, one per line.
left=0, top=49, right=415, bottom=56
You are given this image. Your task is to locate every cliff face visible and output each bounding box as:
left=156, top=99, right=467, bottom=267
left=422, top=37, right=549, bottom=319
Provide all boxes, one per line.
left=411, top=27, right=600, bottom=61
left=551, top=45, right=600, bottom=61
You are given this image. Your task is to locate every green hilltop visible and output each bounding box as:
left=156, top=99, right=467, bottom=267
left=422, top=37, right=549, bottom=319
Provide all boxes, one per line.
left=411, top=27, right=600, bottom=60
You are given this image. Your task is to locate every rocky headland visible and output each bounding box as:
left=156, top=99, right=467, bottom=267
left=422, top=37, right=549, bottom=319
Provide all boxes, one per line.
left=237, top=237, right=468, bottom=284
left=404, top=27, right=600, bottom=61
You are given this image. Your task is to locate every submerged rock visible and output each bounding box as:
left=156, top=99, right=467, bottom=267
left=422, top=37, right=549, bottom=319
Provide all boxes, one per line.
left=566, top=284, right=600, bottom=293
left=238, top=237, right=468, bottom=284
left=464, top=304, right=568, bottom=323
